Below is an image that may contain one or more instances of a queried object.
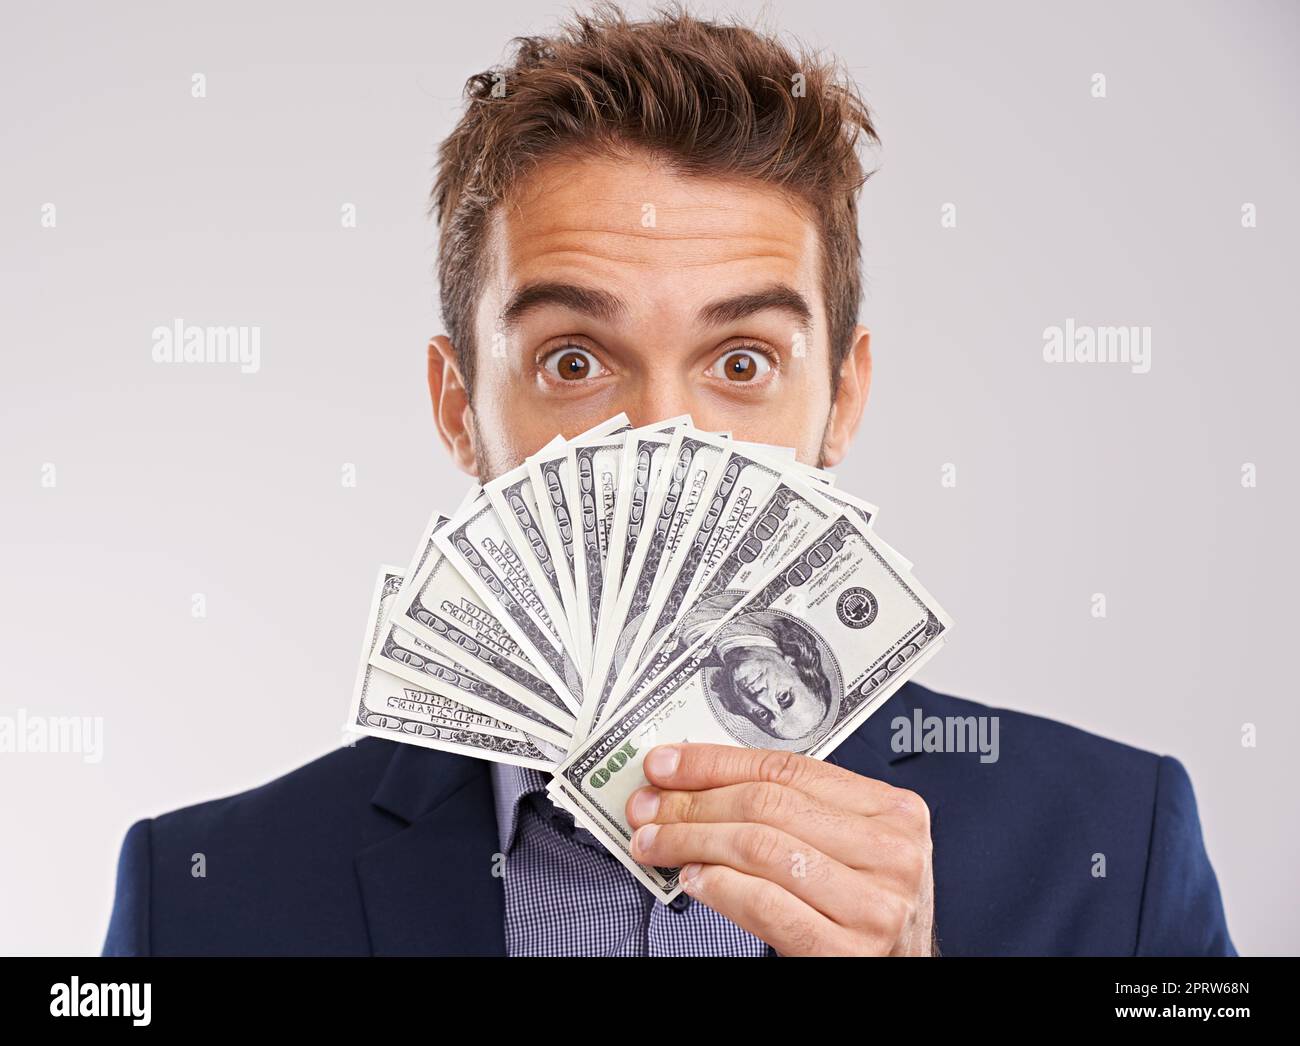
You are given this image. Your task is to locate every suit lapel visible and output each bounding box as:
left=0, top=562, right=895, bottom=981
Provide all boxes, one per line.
left=355, top=742, right=507, bottom=956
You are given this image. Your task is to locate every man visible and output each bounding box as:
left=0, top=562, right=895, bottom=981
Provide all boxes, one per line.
left=103, top=4, right=1234, bottom=956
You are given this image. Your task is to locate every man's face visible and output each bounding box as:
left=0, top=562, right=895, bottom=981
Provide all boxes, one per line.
left=726, top=647, right=825, bottom=741
left=429, top=151, right=871, bottom=481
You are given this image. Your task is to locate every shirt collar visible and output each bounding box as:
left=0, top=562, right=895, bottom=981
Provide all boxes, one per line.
left=489, top=760, right=552, bottom=854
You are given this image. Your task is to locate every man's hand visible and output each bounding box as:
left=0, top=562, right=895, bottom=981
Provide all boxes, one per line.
left=625, top=742, right=935, bottom=956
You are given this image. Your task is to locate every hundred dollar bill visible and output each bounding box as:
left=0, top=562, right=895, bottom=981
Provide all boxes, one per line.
left=583, top=428, right=734, bottom=734
left=435, top=492, right=587, bottom=713
left=371, top=614, right=573, bottom=750
left=730, top=440, right=836, bottom=485
left=581, top=423, right=681, bottom=691
left=525, top=414, right=630, bottom=658
left=600, top=471, right=845, bottom=727
left=815, top=485, right=913, bottom=573
left=601, top=448, right=820, bottom=715
left=569, top=431, right=630, bottom=683
left=690, top=466, right=871, bottom=605
left=482, top=448, right=576, bottom=653
left=598, top=450, right=837, bottom=724
left=601, top=430, right=671, bottom=601
left=603, top=431, right=735, bottom=674
left=549, top=512, right=953, bottom=899
left=389, top=507, right=576, bottom=734
left=577, top=423, right=686, bottom=734
left=570, top=417, right=687, bottom=684
left=347, top=567, right=561, bottom=770
left=378, top=517, right=572, bottom=746
left=600, top=417, right=693, bottom=597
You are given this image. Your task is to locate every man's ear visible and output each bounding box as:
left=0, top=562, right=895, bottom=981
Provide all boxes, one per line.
left=427, top=335, right=479, bottom=478
left=819, top=325, right=872, bottom=468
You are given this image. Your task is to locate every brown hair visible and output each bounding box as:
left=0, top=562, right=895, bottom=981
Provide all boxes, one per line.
left=431, top=1, right=879, bottom=398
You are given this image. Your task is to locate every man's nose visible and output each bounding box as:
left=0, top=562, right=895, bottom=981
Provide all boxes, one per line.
left=620, top=374, right=697, bottom=428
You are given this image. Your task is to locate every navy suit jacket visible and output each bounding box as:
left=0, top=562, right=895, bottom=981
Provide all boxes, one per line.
left=102, top=682, right=1236, bottom=956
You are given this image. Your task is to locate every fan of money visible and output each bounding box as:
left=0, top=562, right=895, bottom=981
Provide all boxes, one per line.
left=345, top=413, right=953, bottom=898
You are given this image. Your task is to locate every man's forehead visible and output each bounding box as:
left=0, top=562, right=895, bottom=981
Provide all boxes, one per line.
left=481, top=153, right=824, bottom=320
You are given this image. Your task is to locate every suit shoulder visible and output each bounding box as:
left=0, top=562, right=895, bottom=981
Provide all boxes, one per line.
left=125, top=735, right=405, bottom=878
left=149, top=736, right=395, bottom=829
left=882, top=683, right=1230, bottom=955
left=104, top=737, right=409, bottom=954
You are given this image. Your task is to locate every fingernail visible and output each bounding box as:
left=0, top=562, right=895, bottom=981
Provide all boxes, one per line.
left=630, top=788, right=660, bottom=824
left=680, top=863, right=702, bottom=891
left=633, top=822, right=659, bottom=858
left=646, top=745, right=680, bottom=780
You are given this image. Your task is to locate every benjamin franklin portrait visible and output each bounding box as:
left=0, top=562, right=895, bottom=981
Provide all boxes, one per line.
left=672, top=593, right=843, bottom=751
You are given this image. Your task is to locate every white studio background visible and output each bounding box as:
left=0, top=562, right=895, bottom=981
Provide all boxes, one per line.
left=2, top=0, right=1296, bottom=955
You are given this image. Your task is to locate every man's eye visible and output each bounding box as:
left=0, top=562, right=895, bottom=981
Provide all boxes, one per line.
left=709, top=348, right=772, bottom=383
left=542, top=347, right=607, bottom=382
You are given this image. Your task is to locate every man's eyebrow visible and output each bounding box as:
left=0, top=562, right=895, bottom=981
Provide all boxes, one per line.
left=499, top=279, right=814, bottom=334
left=499, top=282, right=627, bottom=330
left=696, top=283, right=813, bottom=331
